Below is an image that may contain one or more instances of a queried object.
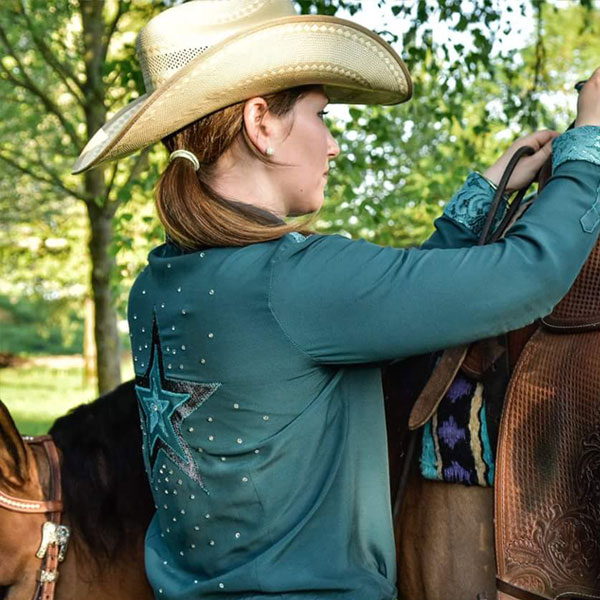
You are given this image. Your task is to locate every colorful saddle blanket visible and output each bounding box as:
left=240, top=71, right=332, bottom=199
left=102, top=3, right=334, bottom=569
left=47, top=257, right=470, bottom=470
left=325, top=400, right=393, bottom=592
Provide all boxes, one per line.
left=420, top=372, right=494, bottom=486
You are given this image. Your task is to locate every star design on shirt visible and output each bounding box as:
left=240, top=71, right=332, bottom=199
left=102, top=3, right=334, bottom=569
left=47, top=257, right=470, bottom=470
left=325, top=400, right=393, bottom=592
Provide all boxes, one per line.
left=135, top=318, right=220, bottom=494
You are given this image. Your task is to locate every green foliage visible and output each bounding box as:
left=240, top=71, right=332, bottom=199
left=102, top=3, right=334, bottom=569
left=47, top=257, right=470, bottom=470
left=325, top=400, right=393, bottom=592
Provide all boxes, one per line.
left=1, top=0, right=600, bottom=359
left=0, top=294, right=83, bottom=355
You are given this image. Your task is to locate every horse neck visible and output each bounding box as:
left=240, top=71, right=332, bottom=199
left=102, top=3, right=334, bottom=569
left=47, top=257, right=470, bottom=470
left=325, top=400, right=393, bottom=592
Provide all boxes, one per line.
left=55, top=526, right=153, bottom=600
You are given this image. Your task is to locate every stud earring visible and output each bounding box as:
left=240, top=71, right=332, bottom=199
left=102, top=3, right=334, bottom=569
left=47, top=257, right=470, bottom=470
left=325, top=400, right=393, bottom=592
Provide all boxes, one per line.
left=265, top=147, right=275, bottom=156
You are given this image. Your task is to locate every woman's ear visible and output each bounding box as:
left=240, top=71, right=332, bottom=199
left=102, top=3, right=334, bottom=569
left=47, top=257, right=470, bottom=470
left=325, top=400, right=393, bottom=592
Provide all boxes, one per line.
left=242, top=96, right=277, bottom=155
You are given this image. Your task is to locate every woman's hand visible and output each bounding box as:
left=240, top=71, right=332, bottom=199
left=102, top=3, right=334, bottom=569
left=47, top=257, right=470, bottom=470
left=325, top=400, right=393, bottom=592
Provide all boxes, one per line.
left=575, top=67, right=600, bottom=127
left=483, top=130, right=558, bottom=192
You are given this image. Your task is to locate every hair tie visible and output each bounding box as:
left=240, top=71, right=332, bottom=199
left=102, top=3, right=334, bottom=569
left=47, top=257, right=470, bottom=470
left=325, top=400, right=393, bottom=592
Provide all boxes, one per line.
left=169, top=149, right=200, bottom=171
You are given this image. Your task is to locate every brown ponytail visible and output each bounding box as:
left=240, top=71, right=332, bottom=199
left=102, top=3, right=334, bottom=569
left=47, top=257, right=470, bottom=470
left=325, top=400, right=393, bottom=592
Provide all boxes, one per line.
left=156, top=85, right=319, bottom=250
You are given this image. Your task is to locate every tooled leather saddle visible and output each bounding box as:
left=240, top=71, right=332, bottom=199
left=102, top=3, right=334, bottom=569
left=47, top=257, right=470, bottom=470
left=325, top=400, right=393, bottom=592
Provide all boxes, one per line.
left=495, top=213, right=600, bottom=599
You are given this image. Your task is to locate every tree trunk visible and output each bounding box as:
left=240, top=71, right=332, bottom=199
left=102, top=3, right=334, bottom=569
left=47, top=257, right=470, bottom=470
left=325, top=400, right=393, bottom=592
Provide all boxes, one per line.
left=81, top=0, right=121, bottom=394
left=83, top=295, right=97, bottom=386
left=86, top=200, right=121, bottom=394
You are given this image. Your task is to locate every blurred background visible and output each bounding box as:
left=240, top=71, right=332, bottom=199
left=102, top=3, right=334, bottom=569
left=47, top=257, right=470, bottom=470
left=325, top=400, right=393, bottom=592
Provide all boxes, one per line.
left=0, top=0, right=596, bottom=433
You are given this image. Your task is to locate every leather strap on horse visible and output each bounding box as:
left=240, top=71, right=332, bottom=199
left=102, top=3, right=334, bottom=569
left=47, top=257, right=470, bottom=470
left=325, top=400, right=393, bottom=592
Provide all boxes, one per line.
left=0, top=435, right=69, bottom=600
left=408, top=145, right=538, bottom=430
left=496, top=579, right=548, bottom=600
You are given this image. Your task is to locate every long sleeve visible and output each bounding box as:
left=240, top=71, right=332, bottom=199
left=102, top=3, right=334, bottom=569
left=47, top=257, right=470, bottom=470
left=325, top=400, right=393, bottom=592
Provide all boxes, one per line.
left=422, top=172, right=501, bottom=250
left=268, top=127, right=600, bottom=364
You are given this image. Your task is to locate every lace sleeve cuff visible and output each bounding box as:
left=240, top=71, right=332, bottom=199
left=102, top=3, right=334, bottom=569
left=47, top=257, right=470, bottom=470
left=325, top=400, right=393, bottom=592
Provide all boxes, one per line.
left=443, top=172, right=508, bottom=236
left=553, top=125, right=600, bottom=170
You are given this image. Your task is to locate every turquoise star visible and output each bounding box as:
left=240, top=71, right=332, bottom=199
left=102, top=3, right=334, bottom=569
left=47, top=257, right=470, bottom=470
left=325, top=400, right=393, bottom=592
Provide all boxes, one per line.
left=135, top=323, right=220, bottom=493
left=137, top=357, right=191, bottom=464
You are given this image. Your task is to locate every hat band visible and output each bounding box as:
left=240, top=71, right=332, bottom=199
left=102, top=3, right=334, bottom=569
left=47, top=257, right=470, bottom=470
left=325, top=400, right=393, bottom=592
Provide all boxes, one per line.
left=169, top=149, right=200, bottom=171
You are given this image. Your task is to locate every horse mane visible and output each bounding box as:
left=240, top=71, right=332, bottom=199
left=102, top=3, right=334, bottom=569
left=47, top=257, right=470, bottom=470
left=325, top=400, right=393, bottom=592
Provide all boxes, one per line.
left=49, top=380, right=154, bottom=563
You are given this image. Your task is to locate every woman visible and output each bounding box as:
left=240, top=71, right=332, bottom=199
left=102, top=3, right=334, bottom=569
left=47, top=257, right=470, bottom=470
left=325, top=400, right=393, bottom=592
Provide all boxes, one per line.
left=73, top=1, right=600, bottom=598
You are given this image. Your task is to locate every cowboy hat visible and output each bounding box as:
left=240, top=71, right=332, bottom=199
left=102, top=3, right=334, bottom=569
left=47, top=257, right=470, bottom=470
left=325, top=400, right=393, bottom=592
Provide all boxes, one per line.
left=72, top=0, right=412, bottom=174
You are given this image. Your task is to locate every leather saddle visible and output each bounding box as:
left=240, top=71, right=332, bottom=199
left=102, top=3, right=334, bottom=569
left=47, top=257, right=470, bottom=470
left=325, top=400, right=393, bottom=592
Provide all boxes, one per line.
left=495, top=229, right=600, bottom=600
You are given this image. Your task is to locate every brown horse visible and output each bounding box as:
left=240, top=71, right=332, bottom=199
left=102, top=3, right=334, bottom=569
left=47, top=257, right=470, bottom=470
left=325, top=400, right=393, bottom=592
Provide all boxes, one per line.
left=0, top=381, right=154, bottom=600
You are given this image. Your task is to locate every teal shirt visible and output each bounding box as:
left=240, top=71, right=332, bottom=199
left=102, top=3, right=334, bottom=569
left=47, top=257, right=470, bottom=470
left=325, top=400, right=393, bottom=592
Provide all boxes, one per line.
left=128, top=127, right=600, bottom=599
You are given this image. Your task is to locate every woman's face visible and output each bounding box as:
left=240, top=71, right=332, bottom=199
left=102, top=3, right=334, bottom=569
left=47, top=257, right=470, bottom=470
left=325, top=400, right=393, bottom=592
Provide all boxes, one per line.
left=270, top=90, right=340, bottom=216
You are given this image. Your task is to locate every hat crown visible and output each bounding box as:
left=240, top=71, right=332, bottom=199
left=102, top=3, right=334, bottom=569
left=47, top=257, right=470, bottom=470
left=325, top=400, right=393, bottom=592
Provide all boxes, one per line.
left=136, top=0, right=297, bottom=92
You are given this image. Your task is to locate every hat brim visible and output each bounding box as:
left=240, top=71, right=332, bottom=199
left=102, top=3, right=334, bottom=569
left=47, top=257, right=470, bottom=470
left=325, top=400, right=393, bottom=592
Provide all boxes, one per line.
left=73, top=15, right=412, bottom=174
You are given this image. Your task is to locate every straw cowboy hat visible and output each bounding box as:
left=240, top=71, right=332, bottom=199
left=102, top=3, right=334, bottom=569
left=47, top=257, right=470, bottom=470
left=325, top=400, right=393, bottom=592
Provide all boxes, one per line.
left=72, top=0, right=412, bottom=174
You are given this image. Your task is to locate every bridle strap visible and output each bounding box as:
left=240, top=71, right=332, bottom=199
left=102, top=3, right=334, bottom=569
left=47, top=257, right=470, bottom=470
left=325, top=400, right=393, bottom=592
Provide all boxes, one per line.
left=0, top=434, right=67, bottom=600
left=0, top=436, right=63, bottom=514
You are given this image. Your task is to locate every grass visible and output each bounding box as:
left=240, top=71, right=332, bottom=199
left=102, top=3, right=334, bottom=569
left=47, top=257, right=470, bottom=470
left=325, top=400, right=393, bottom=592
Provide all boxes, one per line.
left=0, top=357, right=134, bottom=435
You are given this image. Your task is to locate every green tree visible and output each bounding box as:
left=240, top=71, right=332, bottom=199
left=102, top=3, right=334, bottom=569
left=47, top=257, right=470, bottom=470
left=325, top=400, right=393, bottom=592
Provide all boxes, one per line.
left=0, top=0, right=162, bottom=393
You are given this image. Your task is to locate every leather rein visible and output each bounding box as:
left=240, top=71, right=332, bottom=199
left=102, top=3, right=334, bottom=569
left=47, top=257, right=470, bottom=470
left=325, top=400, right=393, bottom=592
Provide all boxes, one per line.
left=0, top=435, right=70, bottom=600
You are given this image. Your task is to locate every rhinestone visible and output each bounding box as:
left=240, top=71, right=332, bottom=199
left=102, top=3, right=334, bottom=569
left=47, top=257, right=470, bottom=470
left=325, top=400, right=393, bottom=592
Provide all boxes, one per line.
left=190, top=494, right=195, bottom=500
left=144, top=344, right=148, bottom=348
left=254, top=449, right=260, bottom=454
left=237, top=438, right=243, bottom=444
left=208, top=332, right=214, bottom=339
left=141, top=363, right=145, bottom=368
left=242, top=476, right=249, bottom=483
left=189, top=427, right=194, bottom=432
left=172, top=349, right=177, bottom=355
left=133, top=315, right=137, bottom=320
left=208, top=289, right=215, bottom=295
left=181, top=345, right=186, bottom=350
left=173, top=490, right=178, bottom=495
left=178, top=479, right=183, bottom=485
left=138, top=346, right=142, bottom=351
left=200, top=358, right=206, bottom=365
left=235, top=532, right=241, bottom=539
left=169, top=470, right=173, bottom=475
left=263, top=415, right=270, bottom=421
left=180, top=509, right=185, bottom=515
left=194, top=525, right=200, bottom=531
left=181, top=309, right=187, bottom=315
left=164, top=490, right=169, bottom=495
left=163, top=504, right=168, bottom=509
left=179, top=364, right=184, bottom=370
left=207, top=417, right=213, bottom=423
left=160, top=533, right=165, bottom=538
left=177, top=287, right=182, bottom=292
left=168, top=364, right=172, bottom=370
left=165, top=477, right=169, bottom=482
left=161, top=303, right=165, bottom=308
left=172, top=517, right=177, bottom=522
left=219, top=583, right=225, bottom=589
left=179, top=551, right=184, bottom=556
left=205, top=513, right=210, bottom=519
left=208, top=435, right=214, bottom=441
left=233, top=403, right=239, bottom=410
left=166, top=347, right=170, bottom=353
left=190, top=543, right=196, bottom=549
left=142, top=327, right=146, bottom=333
left=171, top=326, right=176, bottom=331
left=209, top=540, right=215, bottom=546
left=198, top=447, right=204, bottom=453
left=200, top=252, right=205, bottom=258
left=166, top=528, right=170, bottom=533
left=194, top=580, right=199, bottom=584
left=142, top=290, right=146, bottom=294
left=220, top=456, right=226, bottom=461
left=159, top=589, right=163, bottom=595
left=163, top=560, right=167, bottom=565
left=134, top=356, right=138, bottom=362
left=167, top=262, right=172, bottom=268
